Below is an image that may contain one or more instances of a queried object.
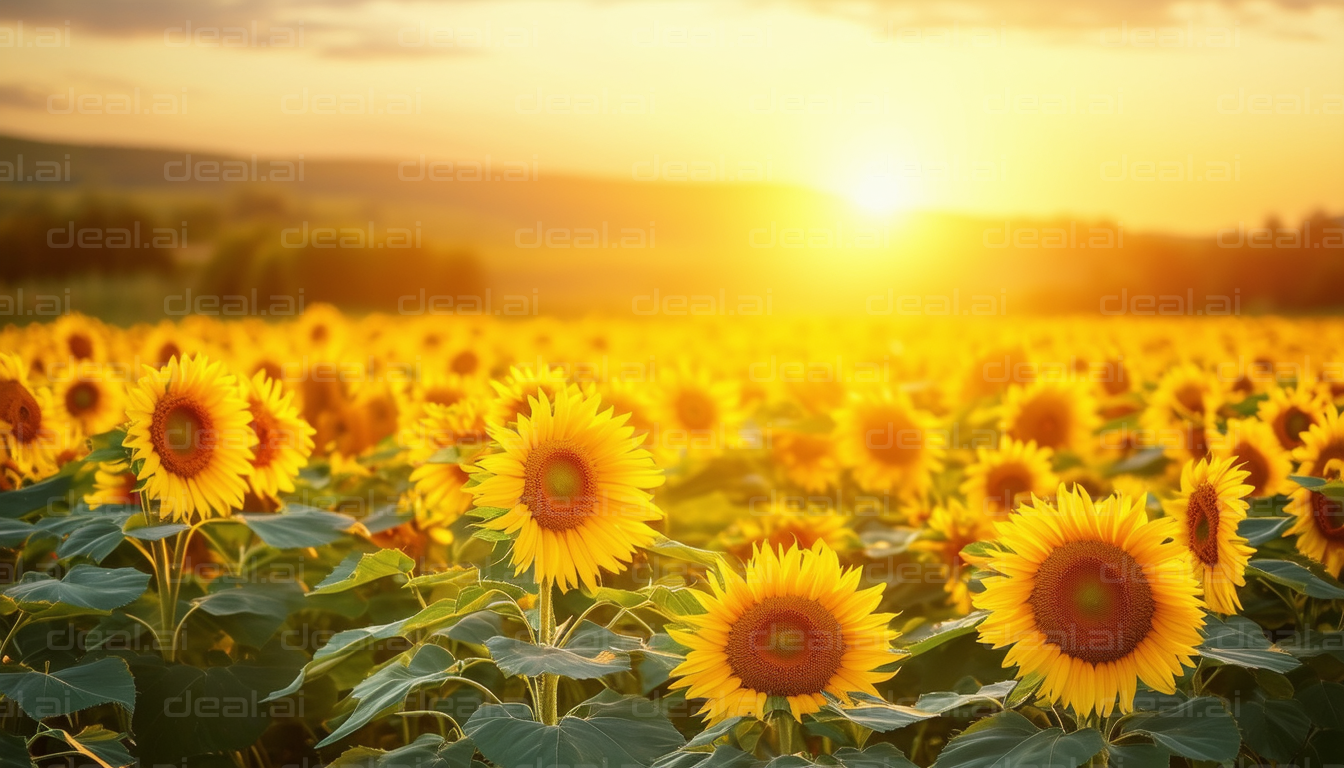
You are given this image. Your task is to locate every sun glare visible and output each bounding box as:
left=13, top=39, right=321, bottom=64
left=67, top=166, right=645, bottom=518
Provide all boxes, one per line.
left=849, top=174, right=911, bottom=216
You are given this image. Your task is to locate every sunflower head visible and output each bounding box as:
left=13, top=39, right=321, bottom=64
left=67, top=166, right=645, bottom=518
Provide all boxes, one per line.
left=836, top=388, right=945, bottom=497
left=1287, top=480, right=1344, bottom=576
left=1162, top=457, right=1253, bottom=614
left=669, top=541, right=897, bottom=723
left=408, top=399, right=491, bottom=529
left=770, top=428, right=840, bottom=493
left=1207, top=417, right=1291, bottom=498
left=1258, top=384, right=1329, bottom=451
left=975, top=484, right=1205, bottom=718
left=0, top=352, right=72, bottom=478
left=124, top=354, right=256, bottom=522
left=1000, top=381, right=1100, bottom=456
left=241, top=370, right=316, bottom=503
left=961, top=437, right=1059, bottom=516
left=469, top=387, right=665, bottom=591
left=53, top=363, right=127, bottom=436
left=487, top=364, right=579, bottom=428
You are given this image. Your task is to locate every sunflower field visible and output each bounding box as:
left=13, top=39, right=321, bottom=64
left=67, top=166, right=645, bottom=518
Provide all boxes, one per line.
left=3, top=308, right=1344, bottom=768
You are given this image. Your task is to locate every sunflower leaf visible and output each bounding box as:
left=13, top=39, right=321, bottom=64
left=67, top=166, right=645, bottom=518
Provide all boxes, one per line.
left=1247, top=558, right=1344, bottom=599
left=1238, top=516, right=1292, bottom=546
left=0, top=657, right=136, bottom=718
left=317, top=644, right=458, bottom=748
left=239, top=506, right=357, bottom=549
left=3, top=565, right=150, bottom=612
left=485, top=635, right=632, bottom=679
left=311, top=549, right=416, bottom=595
left=1198, top=614, right=1300, bottom=672
left=0, top=473, right=72, bottom=519
left=1120, top=696, right=1241, bottom=762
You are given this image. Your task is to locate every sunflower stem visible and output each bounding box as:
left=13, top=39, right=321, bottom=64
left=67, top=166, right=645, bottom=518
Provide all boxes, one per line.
left=772, top=711, right=803, bottom=756
left=537, top=577, right=559, bottom=726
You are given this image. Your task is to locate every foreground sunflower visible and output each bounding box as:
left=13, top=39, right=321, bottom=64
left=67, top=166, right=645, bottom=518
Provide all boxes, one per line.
left=124, top=355, right=256, bottom=521
left=669, top=542, right=897, bottom=723
left=241, top=371, right=316, bottom=503
left=469, top=388, right=664, bottom=591
left=974, top=484, right=1205, bottom=718
left=1162, top=457, right=1254, bottom=613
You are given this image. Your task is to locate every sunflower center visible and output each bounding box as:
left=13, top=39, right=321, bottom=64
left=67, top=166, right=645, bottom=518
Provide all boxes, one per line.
left=675, top=390, right=716, bottom=430
left=1309, top=491, right=1344, bottom=542
left=1029, top=540, right=1155, bottom=664
left=985, top=464, right=1032, bottom=513
left=1278, top=407, right=1314, bottom=449
left=0, top=381, right=42, bottom=444
left=522, top=441, right=597, bottom=530
left=1174, top=384, right=1204, bottom=417
left=725, top=596, right=845, bottom=696
left=1186, top=483, right=1221, bottom=566
left=158, top=342, right=182, bottom=366
left=425, top=386, right=464, bottom=408
left=249, top=400, right=280, bottom=469
left=864, top=411, right=920, bottom=466
left=451, top=350, right=480, bottom=376
left=150, top=395, right=215, bottom=478
left=1315, top=442, right=1344, bottom=480
left=65, top=382, right=100, bottom=416
left=68, top=333, right=94, bottom=360
left=1014, top=399, right=1068, bottom=450
left=1231, top=442, right=1269, bottom=496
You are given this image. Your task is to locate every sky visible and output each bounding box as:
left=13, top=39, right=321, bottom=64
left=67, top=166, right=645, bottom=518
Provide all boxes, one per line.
left=1, top=0, right=1342, bottom=234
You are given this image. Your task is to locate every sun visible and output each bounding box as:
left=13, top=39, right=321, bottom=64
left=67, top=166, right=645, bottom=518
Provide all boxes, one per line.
left=848, top=173, right=910, bottom=215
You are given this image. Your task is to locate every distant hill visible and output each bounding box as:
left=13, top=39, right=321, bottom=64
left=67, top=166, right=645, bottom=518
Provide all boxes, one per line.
left=1, top=132, right=1341, bottom=316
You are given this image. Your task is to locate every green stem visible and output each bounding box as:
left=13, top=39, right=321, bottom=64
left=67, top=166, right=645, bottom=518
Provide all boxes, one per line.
left=0, top=614, right=29, bottom=659
left=773, top=711, right=802, bottom=756
left=537, top=578, right=558, bottom=726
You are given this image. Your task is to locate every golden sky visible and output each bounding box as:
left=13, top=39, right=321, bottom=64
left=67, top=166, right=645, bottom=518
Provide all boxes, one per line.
left=1, top=0, right=1342, bottom=233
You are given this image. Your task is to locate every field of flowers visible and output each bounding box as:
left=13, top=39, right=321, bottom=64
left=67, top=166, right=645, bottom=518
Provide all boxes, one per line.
left=2, top=307, right=1343, bottom=767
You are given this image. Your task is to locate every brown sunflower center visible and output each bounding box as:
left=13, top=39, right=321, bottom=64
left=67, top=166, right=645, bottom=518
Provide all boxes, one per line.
left=1175, top=384, right=1204, bottom=417
left=150, top=395, right=215, bottom=478
left=249, top=400, right=280, bottom=469
left=725, top=596, right=845, bottom=696
left=1232, top=442, right=1270, bottom=496
left=425, top=386, right=464, bottom=408
left=864, top=410, right=920, bottom=466
left=1029, top=540, right=1156, bottom=664
left=985, top=463, right=1032, bottom=513
left=68, top=333, right=94, bottom=360
left=1310, top=491, right=1344, bottom=542
left=1186, top=483, right=1221, bottom=566
left=522, top=441, right=597, bottom=530
left=0, top=380, right=42, bottom=444
left=1277, top=407, right=1314, bottom=450
left=675, top=389, right=716, bottom=430
left=451, top=350, right=480, bottom=376
left=1315, top=442, right=1344, bottom=480
left=65, top=382, right=100, bottom=416
left=1013, top=398, right=1068, bottom=450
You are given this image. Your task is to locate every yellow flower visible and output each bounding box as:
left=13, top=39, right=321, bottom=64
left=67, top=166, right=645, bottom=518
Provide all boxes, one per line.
left=487, top=364, right=578, bottom=428
left=770, top=429, right=841, bottom=493
left=961, top=437, right=1059, bottom=516
left=1207, top=418, right=1292, bottom=498
left=408, top=400, right=490, bottom=537
left=836, top=388, right=945, bottom=497
left=1286, top=483, right=1344, bottom=577
left=669, top=542, right=897, bottom=723
left=911, top=500, right=996, bottom=613
left=975, top=484, right=1205, bottom=718
left=1000, top=381, right=1100, bottom=456
left=52, top=363, right=127, bottom=436
left=715, top=503, right=855, bottom=563
left=124, top=355, right=256, bottom=521
left=84, top=460, right=141, bottom=509
left=657, top=366, right=743, bottom=457
left=241, top=371, right=316, bottom=502
left=470, top=388, right=664, bottom=591
left=52, top=313, right=109, bottom=364
left=1258, top=383, right=1330, bottom=451
left=1162, top=457, right=1254, bottom=614
left=1292, top=407, right=1344, bottom=480
left=0, top=353, right=72, bottom=477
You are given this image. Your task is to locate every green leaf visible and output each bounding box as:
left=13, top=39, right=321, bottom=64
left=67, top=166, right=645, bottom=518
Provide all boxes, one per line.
left=685, top=716, right=745, bottom=749
left=312, top=549, right=416, bottom=595
left=3, top=565, right=150, bottom=612
left=428, top=446, right=463, bottom=464
left=1120, top=697, right=1241, bottom=762
left=193, top=580, right=306, bottom=646
left=1197, top=614, right=1300, bottom=672
left=331, top=734, right=479, bottom=768
left=653, top=746, right=758, bottom=768
left=914, top=680, right=1016, bottom=715
left=643, top=584, right=706, bottom=617
left=643, top=535, right=725, bottom=569
left=1297, top=682, right=1344, bottom=730
left=1103, top=744, right=1170, bottom=768
left=1004, top=672, right=1044, bottom=709
left=318, top=644, right=458, bottom=747
left=1238, top=516, right=1292, bottom=546
left=0, top=473, right=72, bottom=519
left=1238, top=697, right=1312, bottom=762
left=0, top=657, right=136, bottom=718
left=900, top=611, right=987, bottom=656
left=0, top=733, right=33, bottom=768
left=1247, top=559, right=1344, bottom=599
left=823, top=693, right=939, bottom=733
left=464, top=689, right=685, bottom=768
left=485, top=635, right=631, bottom=680
left=0, top=518, right=36, bottom=547
left=46, top=726, right=134, bottom=768
left=929, top=711, right=1033, bottom=768
left=586, top=586, right=649, bottom=609
left=56, top=518, right=125, bottom=563
left=940, top=724, right=1102, bottom=768
left=266, top=618, right=410, bottom=701
left=239, top=506, right=357, bottom=549
left=466, top=506, right=510, bottom=520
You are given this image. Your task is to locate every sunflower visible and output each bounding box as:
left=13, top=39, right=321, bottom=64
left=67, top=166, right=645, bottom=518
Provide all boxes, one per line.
left=407, top=400, right=491, bottom=539
left=294, top=303, right=348, bottom=360
left=1286, top=482, right=1344, bottom=576
left=124, top=355, right=256, bottom=522
left=241, top=371, right=315, bottom=503
left=139, top=321, right=192, bottom=369
left=715, top=503, right=855, bottom=563
left=1206, top=418, right=1292, bottom=498
left=974, top=484, right=1205, bottom=718
left=657, top=366, right=744, bottom=457
left=1141, top=364, right=1221, bottom=460
left=84, top=460, right=141, bottom=509
left=53, top=364, right=126, bottom=436
left=1258, top=384, right=1329, bottom=451
left=668, top=542, right=897, bottom=723
left=52, top=313, right=108, bottom=363
left=771, top=428, right=841, bottom=493
left=1162, top=457, right=1254, bottom=614
left=487, top=364, right=579, bottom=428
left=469, top=388, right=664, bottom=591
left=961, top=437, right=1059, bottom=516
left=0, top=353, right=72, bottom=476
left=396, top=370, right=484, bottom=441
left=836, top=388, right=945, bottom=497
left=1292, top=407, right=1344, bottom=480
left=910, top=499, right=996, bottom=613
left=999, top=381, right=1100, bottom=456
